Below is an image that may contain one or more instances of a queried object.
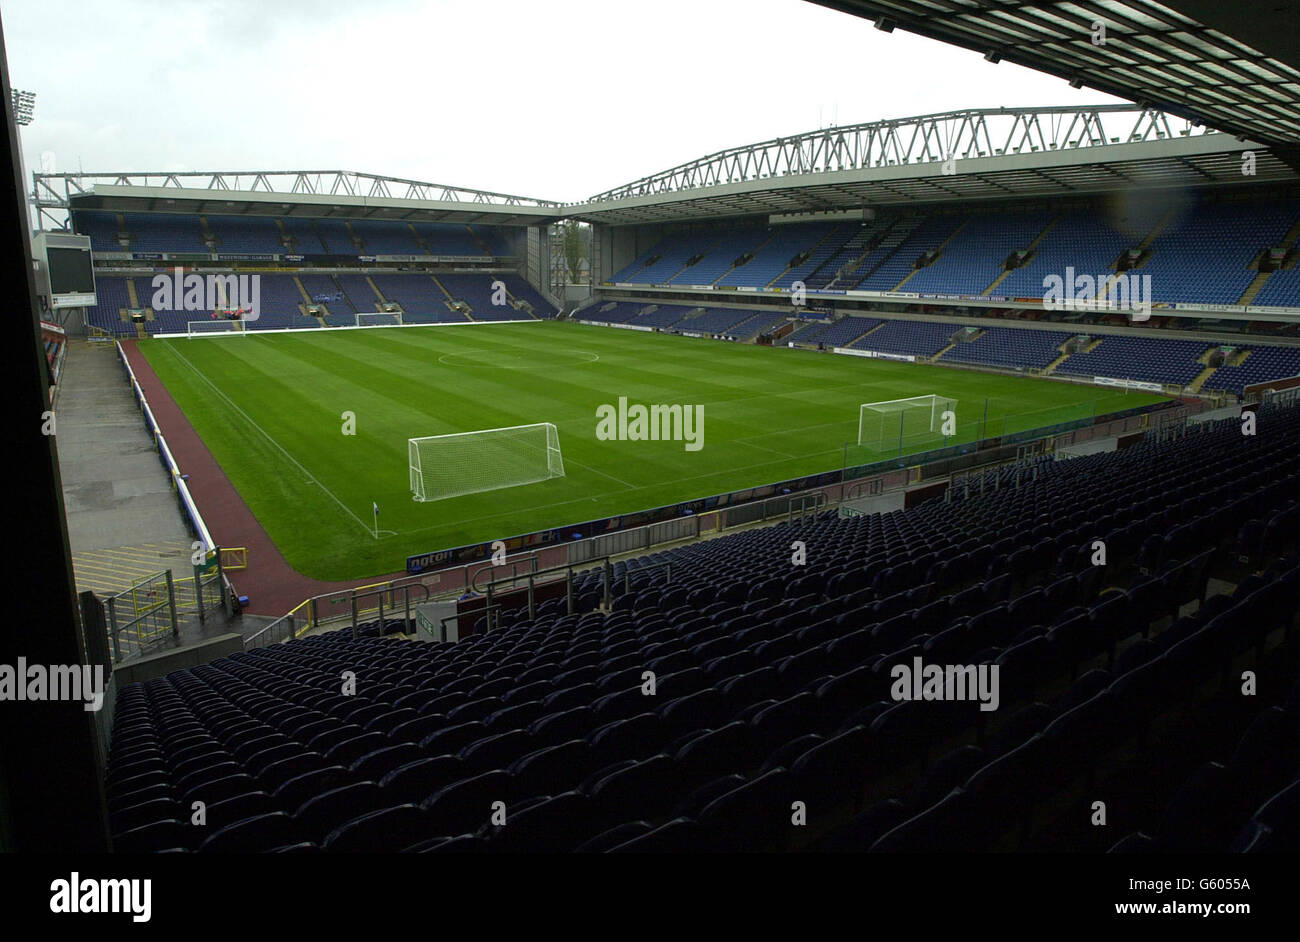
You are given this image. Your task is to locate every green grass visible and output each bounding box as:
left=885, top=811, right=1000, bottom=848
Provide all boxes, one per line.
left=138, top=322, right=1166, bottom=580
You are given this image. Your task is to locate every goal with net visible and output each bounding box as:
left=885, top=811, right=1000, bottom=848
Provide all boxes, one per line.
left=858, top=395, right=958, bottom=452
left=409, top=423, right=565, bottom=502
left=187, top=320, right=247, bottom=338
left=356, top=312, right=403, bottom=327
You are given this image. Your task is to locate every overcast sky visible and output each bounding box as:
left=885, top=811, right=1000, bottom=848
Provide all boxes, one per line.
left=4, top=0, right=1128, bottom=202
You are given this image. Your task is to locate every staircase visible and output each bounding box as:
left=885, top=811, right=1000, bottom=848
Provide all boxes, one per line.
left=765, top=225, right=848, bottom=289
left=430, top=275, right=454, bottom=301
left=330, top=275, right=359, bottom=319
left=664, top=233, right=730, bottom=284
left=932, top=327, right=982, bottom=363
left=893, top=218, right=971, bottom=291
left=466, top=226, right=494, bottom=256
left=1044, top=346, right=1074, bottom=374
left=840, top=216, right=923, bottom=289
left=1137, top=206, right=1181, bottom=254
left=275, top=219, right=293, bottom=254
left=854, top=321, right=886, bottom=343
left=1238, top=271, right=1274, bottom=306
left=981, top=214, right=1062, bottom=295
left=1236, top=213, right=1300, bottom=304
left=827, top=219, right=903, bottom=289
left=408, top=223, right=431, bottom=255
left=714, top=231, right=775, bottom=285
left=198, top=216, right=217, bottom=252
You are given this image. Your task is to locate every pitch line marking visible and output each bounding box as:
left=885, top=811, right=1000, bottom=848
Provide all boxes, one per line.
left=166, top=344, right=377, bottom=538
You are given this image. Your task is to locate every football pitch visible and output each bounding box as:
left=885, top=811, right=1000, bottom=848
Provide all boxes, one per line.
left=138, top=321, right=1166, bottom=580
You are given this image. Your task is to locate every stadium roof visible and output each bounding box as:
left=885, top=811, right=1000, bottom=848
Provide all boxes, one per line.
left=808, top=0, right=1300, bottom=145
left=570, top=105, right=1298, bottom=225
left=44, top=170, right=565, bottom=230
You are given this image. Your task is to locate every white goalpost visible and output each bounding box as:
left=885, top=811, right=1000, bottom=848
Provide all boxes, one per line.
left=858, top=394, right=958, bottom=451
left=409, top=422, right=565, bottom=502
left=187, top=320, right=247, bottom=338
left=356, top=312, right=403, bottom=327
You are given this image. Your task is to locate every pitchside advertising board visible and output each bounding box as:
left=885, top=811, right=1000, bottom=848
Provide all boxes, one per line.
left=31, top=231, right=96, bottom=309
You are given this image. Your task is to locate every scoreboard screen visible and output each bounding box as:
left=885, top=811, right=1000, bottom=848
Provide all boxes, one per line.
left=32, top=231, right=96, bottom=309
left=47, top=246, right=96, bottom=296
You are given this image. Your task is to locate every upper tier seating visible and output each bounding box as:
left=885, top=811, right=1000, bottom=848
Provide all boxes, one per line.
left=206, top=216, right=285, bottom=255
left=80, top=214, right=505, bottom=258
left=601, top=196, right=1300, bottom=310
left=122, top=213, right=205, bottom=253
left=904, top=212, right=1055, bottom=296
left=1139, top=201, right=1299, bottom=305
left=76, top=211, right=125, bottom=252
left=350, top=220, right=424, bottom=255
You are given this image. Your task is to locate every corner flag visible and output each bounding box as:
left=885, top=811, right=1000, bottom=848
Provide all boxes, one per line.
left=372, top=501, right=379, bottom=538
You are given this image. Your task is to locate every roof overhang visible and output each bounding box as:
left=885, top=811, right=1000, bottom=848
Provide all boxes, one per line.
left=65, top=184, right=564, bottom=226
left=565, top=134, right=1298, bottom=225
left=807, top=0, right=1300, bottom=145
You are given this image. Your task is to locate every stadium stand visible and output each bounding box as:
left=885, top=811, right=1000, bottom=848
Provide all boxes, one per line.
left=849, top=319, right=958, bottom=358
left=1205, top=346, right=1300, bottom=395
left=370, top=274, right=465, bottom=324
left=903, top=211, right=1056, bottom=296
left=314, top=219, right=358, bottom=256
left=206, top=216, right=285, bottom=256
left=77, top=210, right=125, bottom=252
left=413, top=223, right=485, bottom=257
left=350, top=220, right=424, bottom=256
left=678, top=307, right=763, bottom=335
left=668, top=225, right=769, bottom=285
left=123, top=212, right=205, bottom=254
left=103, top=405, right=1300, bottom=852
left=941, top=327, right=1075, bottom=371
left=1053, top=335, right=1209, bottom=386
left=1138, top=201, right=1299, bottom=305
left=786, top=317, right=882, bottom=348
left=719, top=222, right=840, bottom=289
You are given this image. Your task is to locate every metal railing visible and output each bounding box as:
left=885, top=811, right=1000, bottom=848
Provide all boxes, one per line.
left=245, top=580, right=431, bottom=648
left=471, top=555, right=676, bottom=625
left=105, top=570, right=179, bottom=661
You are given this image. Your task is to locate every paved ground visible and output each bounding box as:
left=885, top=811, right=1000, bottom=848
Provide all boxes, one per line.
left=55, top=341, right=273, bottom=656
left=56, top=342, right=196, bottom=593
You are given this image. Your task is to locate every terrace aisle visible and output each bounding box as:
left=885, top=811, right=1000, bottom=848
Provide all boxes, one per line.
left=56, top=342, right=197, bottom=596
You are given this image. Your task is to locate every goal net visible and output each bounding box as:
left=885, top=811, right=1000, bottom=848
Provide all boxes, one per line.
left=187, top=320, right=247, bottom=338
left=410, top=423, right=565, bottom=502
left=356, top=312, right=402, bottom=327
left=858, top=395, right=958, bottom=451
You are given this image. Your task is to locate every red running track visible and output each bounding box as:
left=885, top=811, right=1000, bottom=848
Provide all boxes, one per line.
left=122, top=340, right=408, bottom=616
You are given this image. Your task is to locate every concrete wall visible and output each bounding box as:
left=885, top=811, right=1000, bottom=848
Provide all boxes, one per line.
left=112, top=632, right=245, bottom=687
